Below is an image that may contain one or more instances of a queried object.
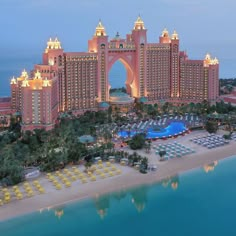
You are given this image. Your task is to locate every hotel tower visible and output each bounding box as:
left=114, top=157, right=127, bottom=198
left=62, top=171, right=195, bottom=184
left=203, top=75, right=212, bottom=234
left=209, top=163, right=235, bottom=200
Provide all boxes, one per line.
left=10, top=16, right=219, bottom=131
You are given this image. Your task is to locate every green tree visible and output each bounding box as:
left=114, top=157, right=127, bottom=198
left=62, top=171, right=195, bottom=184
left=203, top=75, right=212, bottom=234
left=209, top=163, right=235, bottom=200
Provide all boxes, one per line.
left=129, top=134, right=146, bottom=150
left=140, top=157, right=148, bottom=174
left=205, top=120, right=218, bottom=133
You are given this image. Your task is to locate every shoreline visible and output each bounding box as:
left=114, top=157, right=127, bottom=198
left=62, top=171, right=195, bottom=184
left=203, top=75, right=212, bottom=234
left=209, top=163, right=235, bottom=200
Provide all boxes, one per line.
left=0, top=134, right=235, bottom=222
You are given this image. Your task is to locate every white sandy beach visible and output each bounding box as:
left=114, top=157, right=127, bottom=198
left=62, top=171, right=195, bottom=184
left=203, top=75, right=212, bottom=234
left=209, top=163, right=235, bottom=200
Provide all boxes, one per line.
left=0, top=130, right=235, bottom=222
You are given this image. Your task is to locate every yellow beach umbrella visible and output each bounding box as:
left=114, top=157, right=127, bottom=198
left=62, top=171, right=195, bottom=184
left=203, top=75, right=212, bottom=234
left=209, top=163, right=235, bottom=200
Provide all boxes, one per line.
left=55, top=184, right=62, bottom=190
left=98, top=164, right=103, bottom=169
left=111, top=166, right=116, bottom=171
left=90, top=176, right=96, bottom=181
left=81, top=178, right=87, bottom=183
left=70, top=176, right=77, bottom=181
left=38, top=187, right=45, bottom=194
left=4, top=196, right=11, bottom=203
left=78, top=174, right=84, bottom=179
left=16, top=194, right=23, bottom=200
left=103, top=168, right=109, bottom=173
left=100, top=173, right=106, bottom=179
left=65, top=181, right=71, bottom=187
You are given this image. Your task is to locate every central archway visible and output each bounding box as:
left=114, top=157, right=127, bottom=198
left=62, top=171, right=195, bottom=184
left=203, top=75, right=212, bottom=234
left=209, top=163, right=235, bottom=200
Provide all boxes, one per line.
left=108, top=53, right=137, bottom=97
left=109, top=60, right=126, bottom=91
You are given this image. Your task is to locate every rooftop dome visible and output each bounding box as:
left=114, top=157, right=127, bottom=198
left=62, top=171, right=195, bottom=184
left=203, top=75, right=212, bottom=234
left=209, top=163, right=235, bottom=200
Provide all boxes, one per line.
left=99, top=102, right=110, bottom=108
left=139, top=97, right=148, bottom=103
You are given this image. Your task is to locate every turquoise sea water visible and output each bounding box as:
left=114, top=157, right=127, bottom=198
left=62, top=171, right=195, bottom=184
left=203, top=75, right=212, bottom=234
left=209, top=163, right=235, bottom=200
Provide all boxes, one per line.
left=1, top=156, right=236, bottom=236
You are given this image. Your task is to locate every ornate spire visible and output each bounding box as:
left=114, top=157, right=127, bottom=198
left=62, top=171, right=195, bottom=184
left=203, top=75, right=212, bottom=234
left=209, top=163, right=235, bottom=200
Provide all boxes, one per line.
left=21, top=69, right=28, bottom=79
left=45, top=37, right=62, bottom=53
left=134, top=15, right=145, bottom=30
left=162, top=28, right=169, bottom=37
left=34, top=70, right=42, bottom=79
left=204, top=53, right=219, bottom=66
left=171, top=30, right=178, bottom=40
left=95, top=19, right=106, bottom=36
left=22, top=79, right=30, bottom=87
left=43, top=77, right=51, bottom=87
left=10, top=76, right=17, bottom=85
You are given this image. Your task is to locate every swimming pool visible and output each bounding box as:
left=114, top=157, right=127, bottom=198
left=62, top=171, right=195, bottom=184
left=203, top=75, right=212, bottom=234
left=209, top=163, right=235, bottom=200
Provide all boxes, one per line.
left=118, top=121, right=188, bottom=139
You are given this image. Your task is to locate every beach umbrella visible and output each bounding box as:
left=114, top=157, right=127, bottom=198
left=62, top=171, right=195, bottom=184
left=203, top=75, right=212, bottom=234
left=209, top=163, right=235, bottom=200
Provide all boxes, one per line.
left=16, top=193, right=23, bottom=200
left=55, top=184, right=62, bottom=190
left=100, top=173, right=106, bottom=179
left=109, top=171, right=114, bottom=177
left=4, top=196, right=11, bottom=203
left=103, top=168, right=109, bottom=173
left=78, top=174, right=84, bottom=179
left=38, top=187, right=45, bottom=194
left=90, top=175, right=96, bottom=181
left=95, top=169, right=101, bottom=175
left=70, top=175, right=77, bottom=181
left=111, top=166, right=116, bottom=171
left=81, top=178, right=87, bottom=183
left=65, top=181, right=71, bottom=187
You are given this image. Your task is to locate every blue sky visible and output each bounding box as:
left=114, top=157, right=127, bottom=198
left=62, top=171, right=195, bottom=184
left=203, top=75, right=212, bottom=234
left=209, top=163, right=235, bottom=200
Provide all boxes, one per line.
left=0, top=0, right=236, bottom=77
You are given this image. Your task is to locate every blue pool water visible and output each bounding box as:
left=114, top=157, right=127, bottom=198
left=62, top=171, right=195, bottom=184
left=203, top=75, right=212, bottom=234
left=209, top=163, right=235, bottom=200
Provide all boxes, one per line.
left=1, top=156, right=236, bottom=235
left=118, top=121, right=187, bottom=139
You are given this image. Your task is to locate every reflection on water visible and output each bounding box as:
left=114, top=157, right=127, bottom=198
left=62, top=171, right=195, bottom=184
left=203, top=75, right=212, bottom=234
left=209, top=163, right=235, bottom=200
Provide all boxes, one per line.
left=112, top=189, right=127, bottom=202
left=93, top=177, right=181, bottom=218
left=162, top=175, right=179, bottom=190
left=130, top=186, right=148, bottom=212
left=203, top=161, right=218, bottom=173
left=94, top=194, right=110, bottom=219
left=94, top=185, right=149, bottom=218
left=38, top=205, right=65, bottom=219
left=54, top=205, right=65, bottom=219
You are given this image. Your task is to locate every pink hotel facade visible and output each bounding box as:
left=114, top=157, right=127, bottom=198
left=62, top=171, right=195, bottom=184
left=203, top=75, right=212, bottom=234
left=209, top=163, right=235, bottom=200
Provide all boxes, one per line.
left=9, top=17, right=219, bottom=131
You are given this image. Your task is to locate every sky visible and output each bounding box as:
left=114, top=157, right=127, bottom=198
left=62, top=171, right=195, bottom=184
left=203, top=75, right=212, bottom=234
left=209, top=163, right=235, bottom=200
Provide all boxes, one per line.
left=0, top=0, right=235, bottom=78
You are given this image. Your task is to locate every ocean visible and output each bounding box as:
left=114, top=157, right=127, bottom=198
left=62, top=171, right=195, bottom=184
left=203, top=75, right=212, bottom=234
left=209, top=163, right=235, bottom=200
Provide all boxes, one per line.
left=0, top=55, right=235, bottom=97
left=1, top=156, right=236, bottom=236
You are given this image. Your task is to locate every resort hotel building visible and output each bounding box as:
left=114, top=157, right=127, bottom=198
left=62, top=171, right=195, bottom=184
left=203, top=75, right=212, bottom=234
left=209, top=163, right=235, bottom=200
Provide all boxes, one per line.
left=1, top=16, right=219, bottom=131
